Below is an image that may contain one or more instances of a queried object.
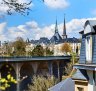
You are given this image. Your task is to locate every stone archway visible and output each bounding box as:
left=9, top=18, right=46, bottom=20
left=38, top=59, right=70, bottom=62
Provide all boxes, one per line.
left=37, top=62, right=49, bottom=77
left=0, top=63, right=16, bottom=91
left=20, top=63, right=34, bottom=91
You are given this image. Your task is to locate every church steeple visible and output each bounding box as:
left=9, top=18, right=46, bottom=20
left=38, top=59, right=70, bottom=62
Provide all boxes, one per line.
left=55, top=18, right=58, bottom=33
left=62, top=14, right=67, bottom=39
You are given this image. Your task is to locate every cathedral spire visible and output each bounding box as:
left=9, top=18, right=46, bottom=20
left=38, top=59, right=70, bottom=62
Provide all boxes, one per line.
left=62, top=14, right=67, bottom=39
left=55, top=17, right=58, bottom=33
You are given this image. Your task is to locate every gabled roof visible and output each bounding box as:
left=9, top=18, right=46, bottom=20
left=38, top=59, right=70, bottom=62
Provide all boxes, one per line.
left=72, top=69, right=89, bottom=80
left=84, top=20, right=96, bottom=33
left=48, top=78, right=75, bottom=91
left=50, top=32, right=62, bottom=43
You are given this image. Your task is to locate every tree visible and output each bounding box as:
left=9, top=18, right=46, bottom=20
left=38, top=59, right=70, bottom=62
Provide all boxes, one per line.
left=30, top=45, right=44, bottom=56
left=71, top=52, right=78, bottom=65
left=61, top=43, right=72, bottom=54
left=29, top=45, right=54, bottom=56
left=12, top=37, right=26, bottom=56
left=45, top=47, right=53, bottom=56
left=28, top=76, right=59, bottom=91
left=4, top=41, right=13, bottom=56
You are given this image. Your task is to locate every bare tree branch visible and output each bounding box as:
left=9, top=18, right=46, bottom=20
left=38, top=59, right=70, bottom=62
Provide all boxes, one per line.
left=1, top=0, right=32, bottom=15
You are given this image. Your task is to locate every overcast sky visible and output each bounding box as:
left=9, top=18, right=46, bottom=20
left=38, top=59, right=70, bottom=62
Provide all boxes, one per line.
left=0, top=0, right=96, bottom=42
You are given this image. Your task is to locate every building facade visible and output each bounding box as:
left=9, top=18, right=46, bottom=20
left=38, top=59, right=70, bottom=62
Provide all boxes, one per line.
left=73, top=20, right=96, bottom=91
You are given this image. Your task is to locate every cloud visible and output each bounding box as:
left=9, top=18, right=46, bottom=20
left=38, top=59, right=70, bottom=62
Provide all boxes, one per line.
left=0, top=22, right=7, bottom=34
left=7, top=27, right=25, bottom=40
left=27, top=18, right=96, bottom=39
left=44, top=0, right=69, bottom=9
left=35, top=25, right=55, bottom=40
left=34, top=18, right=86, bottom=39
left=0, top=22, right=7, bottom=41
left=1, top=18, right=96, bottom=42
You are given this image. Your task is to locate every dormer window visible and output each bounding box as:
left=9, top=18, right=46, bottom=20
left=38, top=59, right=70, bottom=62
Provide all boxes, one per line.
left=79, top=20, right=96, bottom=64
left=84, top=25, right=91, bottom=34
left=86, top=35, right=91, bottom=63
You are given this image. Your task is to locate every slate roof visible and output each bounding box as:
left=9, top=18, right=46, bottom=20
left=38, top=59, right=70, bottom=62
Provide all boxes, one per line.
left=80, top=20, right=96, bottom=34
left=50, top=32, right=62, bottom=43
left=62, top=37, right=80, bottom=43
left=72, top=69, right=88, bottom=80
left=30, top=37, right=50, bottom=45
left=30, top=37, right=80, bottom=45
left=48, top=78, right=75, bottom=91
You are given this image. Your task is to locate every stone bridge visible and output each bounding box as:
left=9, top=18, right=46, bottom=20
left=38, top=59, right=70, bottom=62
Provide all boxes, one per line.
left=0, top=56, right=71, bottom=91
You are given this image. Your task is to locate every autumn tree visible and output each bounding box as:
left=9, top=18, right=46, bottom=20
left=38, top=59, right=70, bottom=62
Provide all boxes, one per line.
left=61, top=43, right=72, bottom=54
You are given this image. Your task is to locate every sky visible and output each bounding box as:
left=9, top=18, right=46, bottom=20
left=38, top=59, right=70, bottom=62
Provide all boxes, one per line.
left=0, top=0, right=96, bottom=42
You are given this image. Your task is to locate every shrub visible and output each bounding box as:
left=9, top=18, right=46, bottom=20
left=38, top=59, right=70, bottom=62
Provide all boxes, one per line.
left=27, top=76, right=59, bottom=91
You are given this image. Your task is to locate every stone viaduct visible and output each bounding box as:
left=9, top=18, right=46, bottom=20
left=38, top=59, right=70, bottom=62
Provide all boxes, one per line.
left=0, top=56, right=71, bottom=91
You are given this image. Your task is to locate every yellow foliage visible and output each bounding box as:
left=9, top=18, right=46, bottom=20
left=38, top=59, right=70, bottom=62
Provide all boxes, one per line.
left=0, top=87, right=6, bottom=90
left=0, top=74, right=17, bottom=90
left=61, top=43, right=72, bottom=54
left=0, top=78, right=6, bottom=83
left=7, top=74, right=11, bottom=80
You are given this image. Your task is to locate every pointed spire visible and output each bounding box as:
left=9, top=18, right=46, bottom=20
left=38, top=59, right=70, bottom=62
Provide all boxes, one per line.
left=63, top=14, right=66, bottom=35
left=55, top=17, right=58, bottom=33
left=62, top=14, right=67, bottom=39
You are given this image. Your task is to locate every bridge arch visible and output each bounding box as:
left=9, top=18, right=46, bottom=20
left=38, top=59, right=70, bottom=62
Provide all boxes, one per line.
left=20, top=63, right=34, bottom=91
left=0, top=63, right=16, bottom=91
left=37, top=62, right=49, bottom=77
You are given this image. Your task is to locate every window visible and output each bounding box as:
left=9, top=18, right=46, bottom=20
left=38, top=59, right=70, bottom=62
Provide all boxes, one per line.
left=84, top=25, right=91, bottom=34
left=86, top=36, right=91, bottom=62
left=77, top=87, right=84, bottom=91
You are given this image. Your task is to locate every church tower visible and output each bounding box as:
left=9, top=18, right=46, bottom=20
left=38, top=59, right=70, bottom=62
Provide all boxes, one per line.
left=62, top=14, right=67, bottom=39
left=50, top=18, right=62, bottom=43
left=55, top=18, right=58, bottom=33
